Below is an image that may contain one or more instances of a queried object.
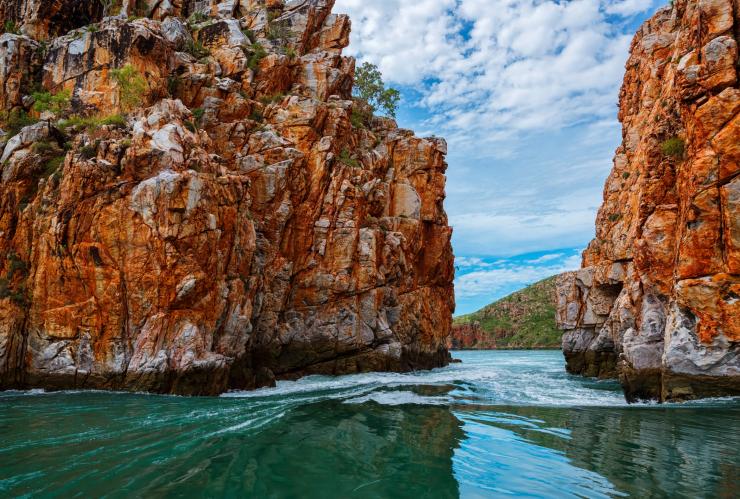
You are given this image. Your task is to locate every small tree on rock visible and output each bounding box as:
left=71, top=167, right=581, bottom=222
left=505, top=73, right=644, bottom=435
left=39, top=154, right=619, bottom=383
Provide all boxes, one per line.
left=353, top=62, right=400, bottom=119
left=111, top=64, right=147, bottom=113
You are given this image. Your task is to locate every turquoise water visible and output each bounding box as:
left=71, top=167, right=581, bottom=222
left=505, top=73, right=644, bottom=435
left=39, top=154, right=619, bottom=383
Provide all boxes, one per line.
left=1, top=350, right=739, bottom=498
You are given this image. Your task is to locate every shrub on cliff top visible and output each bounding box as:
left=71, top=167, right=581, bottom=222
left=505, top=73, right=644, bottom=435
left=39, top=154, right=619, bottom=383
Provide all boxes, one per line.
left=185, top=39, right=210, bottom=60
left=31, top=141, right=57, bottom=155
left=79, top=143, right=98, bottom=160
left=167, top=75, right=182, bottom=97
left=350, top=106, right=372, bottom=129
left=100, top=114, right=126, bottom=127
left=353, top=62, right=400, bottom=119
left=242, top=29, right=257, bottom=44
left=661, top=137, right=685, bottom=158
left=187, top=11, right=209, bottom=27
left=0, top=276, right=25, bottom=305
left=32, top=89, right=71, bottom=116
left=111, top=64, right=147, bottom=113
left=44, top=155, right=65, bottom=179
left=58, top=113, right=126, bottom=131
left=338, top=148, right=360, bottom=168
left=2, top=20, right=21, bottom=35
left=259, top=93, right=285, bottom=106
left=247, top=43, right=268, bottom=71
left=192, top=108, right=205, bottom=122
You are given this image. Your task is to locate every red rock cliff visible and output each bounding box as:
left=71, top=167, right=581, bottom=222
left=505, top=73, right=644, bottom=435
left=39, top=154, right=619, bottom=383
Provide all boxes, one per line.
left=0, top=0, right=455, bottom=395
left=557, top=0, right=740, bottom=402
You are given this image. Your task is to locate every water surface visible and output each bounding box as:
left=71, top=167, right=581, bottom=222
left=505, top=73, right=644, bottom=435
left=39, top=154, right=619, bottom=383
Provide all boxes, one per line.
left=1, top=351, right=738, bottom=497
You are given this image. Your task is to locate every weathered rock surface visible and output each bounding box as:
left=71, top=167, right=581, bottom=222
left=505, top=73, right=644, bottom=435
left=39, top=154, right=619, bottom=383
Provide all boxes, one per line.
left=556, top=0, right=740, bottom=402
left=0, top=0, right=454, bottom=395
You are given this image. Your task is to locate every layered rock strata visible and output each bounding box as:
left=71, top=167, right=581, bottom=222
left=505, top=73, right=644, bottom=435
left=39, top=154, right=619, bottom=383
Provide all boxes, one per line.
left=557, top=0, right=740, bottom=402
left=0, top=0, right=454, bottom=395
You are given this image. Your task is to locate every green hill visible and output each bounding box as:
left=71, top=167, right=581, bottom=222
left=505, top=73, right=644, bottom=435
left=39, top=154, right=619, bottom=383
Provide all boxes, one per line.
left=451, top=276, right=561, bottom=349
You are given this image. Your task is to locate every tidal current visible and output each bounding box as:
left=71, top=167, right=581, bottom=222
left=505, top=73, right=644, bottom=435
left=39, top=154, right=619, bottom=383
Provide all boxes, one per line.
left=1, top=350, right=738, bottom=497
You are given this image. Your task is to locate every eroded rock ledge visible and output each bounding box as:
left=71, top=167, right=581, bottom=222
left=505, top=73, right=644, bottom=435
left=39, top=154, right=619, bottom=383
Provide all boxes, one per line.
left=0, top=0, right=454, bottom=395
left=556, top=0, right=740, bottom=402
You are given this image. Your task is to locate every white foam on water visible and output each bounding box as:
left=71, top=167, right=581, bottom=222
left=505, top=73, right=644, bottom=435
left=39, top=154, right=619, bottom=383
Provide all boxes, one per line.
left=205, top=410, right=287, bottom=437
left=344, top=390, right=448, bottom=406
left=221, top=352, right=632, bottom=407
left=4, top=351, right=739, bottom=408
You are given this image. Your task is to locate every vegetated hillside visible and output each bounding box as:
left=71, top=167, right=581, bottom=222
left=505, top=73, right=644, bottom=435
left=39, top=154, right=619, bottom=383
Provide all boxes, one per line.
left=451, top=276, right=560, bottom=349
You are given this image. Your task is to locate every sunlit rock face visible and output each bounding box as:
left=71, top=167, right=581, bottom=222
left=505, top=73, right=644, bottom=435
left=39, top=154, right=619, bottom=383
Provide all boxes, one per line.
left=0, top=0, right=454, bottom=395
left=556, top=0, right=740, bottom=402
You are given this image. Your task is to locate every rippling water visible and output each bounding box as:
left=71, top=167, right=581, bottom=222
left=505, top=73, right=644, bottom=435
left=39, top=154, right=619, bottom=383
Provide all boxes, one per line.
left=1, top=351, right=739, bottom=497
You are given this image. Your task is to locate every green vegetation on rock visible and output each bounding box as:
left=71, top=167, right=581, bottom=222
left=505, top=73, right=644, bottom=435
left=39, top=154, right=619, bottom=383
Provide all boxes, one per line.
left=452, top=275, right=561, bottom=349
left=111, top=64, right=147, bottom=113
left=353, top=62, right=400, bottom=118
left=32, top=89, right=71, bottom=115
left=660, top=136, right=685, bottom=158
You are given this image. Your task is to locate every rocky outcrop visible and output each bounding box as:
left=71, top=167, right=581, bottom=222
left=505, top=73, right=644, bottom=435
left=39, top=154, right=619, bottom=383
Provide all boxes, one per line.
left=557, top=0, right=740, bottom=402
left=0, top=0, right=454, bottom=395
left=452, top=276, right=560, bottom=350
left=449, top=321, right=489, bottom=349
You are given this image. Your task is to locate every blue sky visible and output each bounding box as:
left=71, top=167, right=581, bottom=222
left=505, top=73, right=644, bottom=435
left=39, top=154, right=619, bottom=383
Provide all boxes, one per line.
left=335, top=0, right=664, bottom=314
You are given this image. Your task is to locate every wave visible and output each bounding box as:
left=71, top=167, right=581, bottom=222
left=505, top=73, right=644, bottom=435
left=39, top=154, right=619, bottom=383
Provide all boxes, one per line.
left=4, top=351, right=739, bottom=409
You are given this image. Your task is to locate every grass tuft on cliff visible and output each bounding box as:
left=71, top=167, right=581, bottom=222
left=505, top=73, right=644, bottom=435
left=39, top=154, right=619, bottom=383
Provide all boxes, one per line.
left=452, top=275, right=560, bottom=349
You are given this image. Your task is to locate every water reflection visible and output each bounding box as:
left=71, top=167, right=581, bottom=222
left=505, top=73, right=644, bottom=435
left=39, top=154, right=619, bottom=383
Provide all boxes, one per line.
left=2, top=351, right=740, bottom=499
left=217, top=400, right=465, bottom=498
left=454, top=404, right=740, bottom=498
left=0, top=394, right=464, bottom=498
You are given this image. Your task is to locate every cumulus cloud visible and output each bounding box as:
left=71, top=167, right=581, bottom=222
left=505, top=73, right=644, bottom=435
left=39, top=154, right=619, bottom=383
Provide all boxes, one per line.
left=335, top=0, right=659, bottom=272
left=336, top=0, right=658, bottom=148
left=528, top=253, right=565, bottom=264
left=455, top=252, right=582, bottom=300
left=606, top=0, right=658, bottom=16
left=455, top=256, right=492, bottom=269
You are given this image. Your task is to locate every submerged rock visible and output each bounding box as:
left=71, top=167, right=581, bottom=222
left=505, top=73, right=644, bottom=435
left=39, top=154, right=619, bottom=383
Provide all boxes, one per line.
left=0, top=0, right=454, bottom=395
left=556, top=0, right=740, bottom=402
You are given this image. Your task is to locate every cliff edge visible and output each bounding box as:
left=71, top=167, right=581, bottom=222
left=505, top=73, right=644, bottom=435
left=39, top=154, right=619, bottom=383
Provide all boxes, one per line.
left=0, top=0, right=455, bottom=395
left=556, top=0, right=740, bottom=402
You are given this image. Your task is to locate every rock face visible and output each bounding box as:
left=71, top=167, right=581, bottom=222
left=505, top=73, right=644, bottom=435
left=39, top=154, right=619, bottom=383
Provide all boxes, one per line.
left=451, top=276, right=560, bottom=350
left=449, top=322, right=488, bottom=349
left=556, top=0, right=740, bottom=402
left=0, top=0, right=454, bottom=395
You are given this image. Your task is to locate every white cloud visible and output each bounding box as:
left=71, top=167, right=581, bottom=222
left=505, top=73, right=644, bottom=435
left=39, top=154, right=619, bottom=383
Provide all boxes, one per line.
left=455, top=256, right=493, bottom=269
left=528, top=253, right=565, bottom=264
left=335, top=0, right=659, bottom=261
left=336, top=0, right=657, bottom=149
left=448, top=159, right=611, bottom=256
left=454, top=253, right=581, bottom=299
left=606, top=0, right=657, bottom=16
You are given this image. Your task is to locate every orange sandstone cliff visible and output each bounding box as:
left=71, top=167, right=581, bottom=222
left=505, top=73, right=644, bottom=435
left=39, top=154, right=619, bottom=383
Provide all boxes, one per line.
left=557, top=0, right=740, bottom=402
left=0, top=0, right=455, bottom=395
